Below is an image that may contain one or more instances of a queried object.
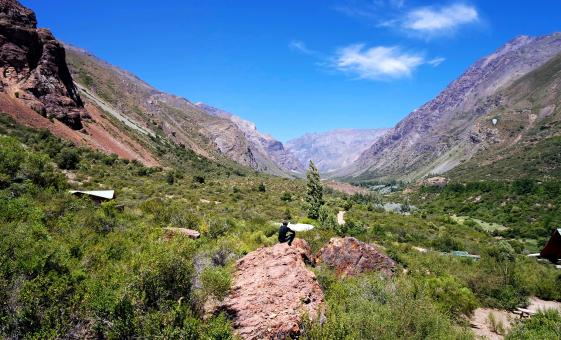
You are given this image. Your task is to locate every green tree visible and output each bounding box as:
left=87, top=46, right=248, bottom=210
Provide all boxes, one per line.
left=55, top=147, right=80, bottom=170
left=305, top=160, right=324, bottom=219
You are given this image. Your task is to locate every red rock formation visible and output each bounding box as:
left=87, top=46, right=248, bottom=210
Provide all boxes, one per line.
left=0, top=0, right=86, bottom=129
left=316, top=237, right=396, bottom=278
left=220, top=239, right=324, bottom=339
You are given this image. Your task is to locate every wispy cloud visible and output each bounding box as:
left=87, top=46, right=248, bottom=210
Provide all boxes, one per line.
left=334, top=1, right=480, bottom=39
left=333, top=44, right=425, bottom=80
left=402, top=4, right=479, bottom=36
left=289, top=40, right=316, bottom=55
left=427, top=57, right=445, bottom=67
left=333, top=0, right=403, bottom=19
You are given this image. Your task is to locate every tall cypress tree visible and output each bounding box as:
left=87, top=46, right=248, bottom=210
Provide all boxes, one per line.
left=305, top=160, right=324, bottom=219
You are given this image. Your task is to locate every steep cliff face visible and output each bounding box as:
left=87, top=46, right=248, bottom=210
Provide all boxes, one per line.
left=341, top=33, right=561, bottom=182
left=0, top=0, right=86, bottom=129
left=195, top=103, right=305, bottom=174
left=286, top=128, right=390, bottom=173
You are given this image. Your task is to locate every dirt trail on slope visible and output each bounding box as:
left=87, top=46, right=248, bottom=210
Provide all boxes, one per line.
left=470, top=298, right=561, bottom=339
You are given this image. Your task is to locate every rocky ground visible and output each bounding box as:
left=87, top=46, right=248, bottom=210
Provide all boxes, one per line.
left=217, top=237, right=398, bottom=339
left=317, top=237, right=396, bottom=278
left=218, top=239, right=324, bottom=340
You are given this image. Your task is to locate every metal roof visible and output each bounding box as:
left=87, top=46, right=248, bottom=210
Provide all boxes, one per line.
left=69, top=190, right=115, bottom=199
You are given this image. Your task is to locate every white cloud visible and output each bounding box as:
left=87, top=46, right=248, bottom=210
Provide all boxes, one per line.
left=427, top=57, right=445, bottom=66
left=403, top=4, right=478, bottom=35
left=289, top=40, right=315, bottom=55
left=334, top=44, right=424, bottom=79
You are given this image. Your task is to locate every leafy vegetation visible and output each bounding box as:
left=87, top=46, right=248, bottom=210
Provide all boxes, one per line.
left=1, top=115, right=561, bottom=338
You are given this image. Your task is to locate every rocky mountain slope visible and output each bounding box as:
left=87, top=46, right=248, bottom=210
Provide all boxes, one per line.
left=0, top=0, right=86, bottom=129
left=65, top=47, right=298, bottom=177
left=0, top=0, right=159, bottom=166
left=338, top=33, right=561, bottom=182
left=0, top=0, right=301, bottom=176
left=286, top=128, right=389, bottom=173
left=194, top=102, right=304, bottom=173
left=447, top=51, right=561, bottom=180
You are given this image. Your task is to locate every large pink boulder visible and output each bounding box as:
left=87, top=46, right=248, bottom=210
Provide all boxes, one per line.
left=220, top=239, right=324, bottom=339
left=316, top=237, right=396, bottom=278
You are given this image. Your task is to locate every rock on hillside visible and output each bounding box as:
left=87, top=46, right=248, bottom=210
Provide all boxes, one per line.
left=219, top=239, right=324, bottom=339
left=286, top=128, right=390, bottom=173
left=316, top=237, right=396, bottom=278
left=340, top=33, right=561, bottom=182
left=195, top=102, right=305, bottom=174
left=0, top=0, right=86, bottom=129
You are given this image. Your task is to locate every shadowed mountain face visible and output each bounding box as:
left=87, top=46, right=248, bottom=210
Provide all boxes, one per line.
left=338, top=33, right=561, bottom=182
left=286, top=128, right=390, bottom=173
left=0, top=0, right=86, bottom=129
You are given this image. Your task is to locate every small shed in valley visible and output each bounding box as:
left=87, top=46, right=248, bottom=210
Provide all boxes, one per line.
left=540, top=228, right=561, bottom=263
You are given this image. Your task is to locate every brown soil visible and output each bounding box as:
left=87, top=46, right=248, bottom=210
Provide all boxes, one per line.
left=1, top=93, right=158, bottom=166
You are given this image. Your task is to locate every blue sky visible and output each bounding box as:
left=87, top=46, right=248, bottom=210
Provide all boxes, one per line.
left=23, top=0, right=561, bottom=141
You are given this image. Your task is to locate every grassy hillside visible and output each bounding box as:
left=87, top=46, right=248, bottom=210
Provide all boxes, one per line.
left=2, top=115, right=561, bottom=338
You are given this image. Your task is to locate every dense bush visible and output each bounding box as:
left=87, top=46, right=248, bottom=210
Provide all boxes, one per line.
left=55, top=147, right=80, bottom=170
left=507, top=310, right=561, bottom=339
left=303, top=274, right=473, bottom=339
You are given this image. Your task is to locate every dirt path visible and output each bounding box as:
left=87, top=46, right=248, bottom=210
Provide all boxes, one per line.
left=469, top=298, right=561, bottom=339
left=470, top=308, right=514, bottom=340
left=337, top=210, right=346, bottom=225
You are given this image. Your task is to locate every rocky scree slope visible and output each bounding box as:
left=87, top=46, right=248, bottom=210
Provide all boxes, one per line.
left=339, top=33, right=561, bottom=182
left=447, top=50, right=561, bottom=180
left=286, top=128, right=389, bottom=173
left=0, top=0, right=86, bottom=129
left=65, top=46, right=297, bottom=176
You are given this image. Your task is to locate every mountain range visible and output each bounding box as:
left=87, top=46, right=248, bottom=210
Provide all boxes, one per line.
left=1, top=0, right=561, bottom=183
left=286, top=129, right=390, bottom=173
left=338, top=33, right=561, bottom=182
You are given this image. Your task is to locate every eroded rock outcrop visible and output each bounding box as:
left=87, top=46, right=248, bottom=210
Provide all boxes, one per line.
left=219, top=239, right=324, bottom=339
left=316, top=237, right=396, bottom=278
left=0, top=0, right=86, bottom=129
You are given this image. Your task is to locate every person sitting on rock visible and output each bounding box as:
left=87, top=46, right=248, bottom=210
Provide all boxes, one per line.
left=278, top=220, right=295, bottom=246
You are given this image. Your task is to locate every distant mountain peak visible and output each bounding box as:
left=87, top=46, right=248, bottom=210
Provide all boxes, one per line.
left=286, top=128, right=390, bottom=173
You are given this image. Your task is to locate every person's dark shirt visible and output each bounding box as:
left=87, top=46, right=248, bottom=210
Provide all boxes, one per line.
left=278, top=224, right=294, bottom=243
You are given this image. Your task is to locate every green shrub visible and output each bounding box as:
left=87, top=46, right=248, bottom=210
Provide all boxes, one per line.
left=201, top=267, right=231, bottom=300
left=56, top=147, right=80, bottom=170
left=427, top=274, right=478, bottom=317
left=280, top=192, right=292, bottom=202
left=506, top=310, right=561, bottom=339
